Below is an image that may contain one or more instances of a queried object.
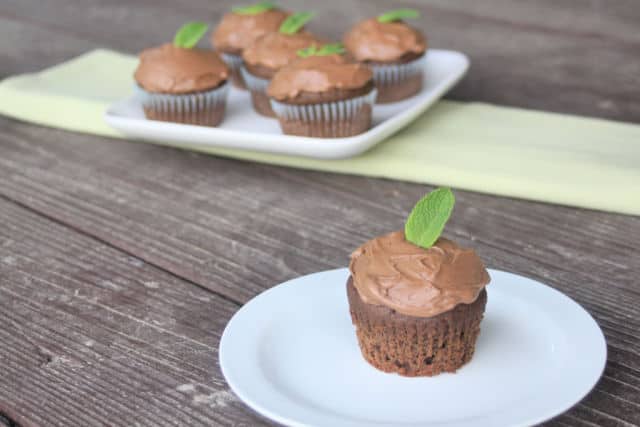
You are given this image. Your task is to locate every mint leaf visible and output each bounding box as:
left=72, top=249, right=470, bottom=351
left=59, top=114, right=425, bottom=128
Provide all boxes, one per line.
left=279, top=11, right=314, bottom=34
left=297, top=45, right=318, bottom=58
left=297, top=42, right=344, bottom=58
left=233, top=1, right=276, bottom=15
left=317, top=42, right=345, bottom=55
left=173, top=22, right=208, bottom=48
left=377, top=8, right=420, bottom=23
left=404, top=188, right=455, bottom=248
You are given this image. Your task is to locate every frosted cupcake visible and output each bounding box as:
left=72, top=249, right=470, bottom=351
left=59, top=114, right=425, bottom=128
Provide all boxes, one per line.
left=241, top=12, right=320, bottom=117
left=134, top=22, right=229, bottom=126
left=343, top=9, right=427, bottom=103
left=267, top=46, right=376, bottom=138
left=348, top=188, right=490, bottom=376
left=212, top=1, right=289, bottom=89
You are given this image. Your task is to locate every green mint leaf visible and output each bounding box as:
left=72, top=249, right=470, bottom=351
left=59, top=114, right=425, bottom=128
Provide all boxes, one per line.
left=377, top=8, right=420, bottom=23
left=173, top=22, right=209, bottom=48
left=404, top=188, right=455, bottom=249
left=232, top=1, right=276, bottom=15
left=317, top=42, right=345, bottom=55
left=279, top=11, right=315, bottom=34
left=297, top=43, right=344, bottom=58
left=297, top=45, right=318, bottom=58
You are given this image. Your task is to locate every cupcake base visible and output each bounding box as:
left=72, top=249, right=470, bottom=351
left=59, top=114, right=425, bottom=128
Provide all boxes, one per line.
left=136, top=83, right=229, bottom=127
left=142, top=106, right=226, bottom=127
left=277, top=105, right=372, bottom=137
left=270, top=89, right=377, bottom=138
left=220, top=52, right=247, bottom=90
left=370, top=54, right=426, bottom=104
left=251, top=91, right=276, bottom=117
left=376, top=72, right=423, bottom=104
left=230, top=69, right=247, bottom=90
left=347, top=277, right=487, bottom=377
left=240, top=66, right=276, bottom=117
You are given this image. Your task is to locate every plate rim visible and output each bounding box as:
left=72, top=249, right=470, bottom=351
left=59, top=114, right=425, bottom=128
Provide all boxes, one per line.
left=220, top=268, right=607, bottom=427
left=104, top=49, right=470, bottom=159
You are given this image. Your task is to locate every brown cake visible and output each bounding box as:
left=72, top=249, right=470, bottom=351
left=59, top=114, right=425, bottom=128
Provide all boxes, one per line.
left=348, top=231, right=490, bottom=377
left=134, top=43, right=229, bottom=126
left=343, top=13, right=427, bottom=103
left=212, top=4, right=289, bottom=89
left=242, top=29, right=321, bottom=116
left=267, top=53, right=375, bottom=137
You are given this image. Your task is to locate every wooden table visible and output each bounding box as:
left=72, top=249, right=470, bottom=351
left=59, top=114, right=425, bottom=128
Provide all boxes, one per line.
left=1, top=1, right=639, bottom=426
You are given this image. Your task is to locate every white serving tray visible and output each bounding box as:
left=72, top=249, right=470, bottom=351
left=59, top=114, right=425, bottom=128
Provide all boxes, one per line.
left=105, top=49, right=469, bottom=159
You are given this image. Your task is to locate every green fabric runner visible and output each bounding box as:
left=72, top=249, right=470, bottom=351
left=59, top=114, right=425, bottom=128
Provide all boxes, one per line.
left=1, top=49, right=638, bottom=215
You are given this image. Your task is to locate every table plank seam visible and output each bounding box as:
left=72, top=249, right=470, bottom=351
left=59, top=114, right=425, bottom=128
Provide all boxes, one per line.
left=2, top=2, right=639, bottom=52
left=0, top=199, right=257, bottom=426
left=0, top=193, right=245, bottom=307
left=420, top=3, right=640, bottom=48
left=576, top=402, right=638, bottom=427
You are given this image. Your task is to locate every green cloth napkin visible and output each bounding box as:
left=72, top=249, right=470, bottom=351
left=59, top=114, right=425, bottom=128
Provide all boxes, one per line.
left=1, top=49, right=638, bottom=215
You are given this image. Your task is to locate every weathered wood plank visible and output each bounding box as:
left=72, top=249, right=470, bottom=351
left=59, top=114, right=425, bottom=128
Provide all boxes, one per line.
left=0, top=118, right=639, bottom=425
left=1, top=0, right=639, bottom=121
left=0, top=198, right=269, bottom=426
left=0, top=0, right=639, bottom=425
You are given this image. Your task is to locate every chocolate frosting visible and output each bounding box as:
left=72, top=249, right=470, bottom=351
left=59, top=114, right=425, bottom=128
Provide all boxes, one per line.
left=212, top=9, right=290, bottom=54
left=134, top=44, right=229, bottom=94
left=343, top=18, right=427, bottom=62
left=242, top=32, right=321, bottom=72
left=349, top=231, right=490, bottom=317
left=267, top=54, right=373, bottom=101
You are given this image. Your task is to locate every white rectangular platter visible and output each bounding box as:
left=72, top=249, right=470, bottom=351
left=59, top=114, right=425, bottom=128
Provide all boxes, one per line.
left=104, top=49, right=469, bottom=159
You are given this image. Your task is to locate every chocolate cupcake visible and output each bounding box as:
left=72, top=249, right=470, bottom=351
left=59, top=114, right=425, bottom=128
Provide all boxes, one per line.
left=343, top=9, right=427, bottom=103
left=241, top=12, right=320, bottom=117
left=134, top=22, right=229, bottom=126
left=267, top=48, right=376, bottom=138
left=348, top=188, right=490, bottom=376
left=212, top=2, right=289, bottom=89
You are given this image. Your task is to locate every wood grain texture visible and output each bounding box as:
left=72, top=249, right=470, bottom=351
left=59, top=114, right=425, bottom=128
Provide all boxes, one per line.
left=0, top=117, right=639, bottom=426
left=0, top=0, right=639, bottom=426
left=2, top=0, right=640, bottom=121
left=0, top=198, right=270, bottom=427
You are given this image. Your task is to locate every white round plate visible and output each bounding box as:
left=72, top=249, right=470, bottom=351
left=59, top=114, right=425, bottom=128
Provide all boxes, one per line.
left=220, top=268, right=606, bottom=427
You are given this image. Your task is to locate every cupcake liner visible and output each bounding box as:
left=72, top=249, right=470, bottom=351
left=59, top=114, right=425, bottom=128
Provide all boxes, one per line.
left=239, top=66, right=270, bottom=92
left=347, top=278, right=487, bottom=377
left=270, top=89, right=377, bottom=121
left=370, top=55, right=426, bottom=103
left=371, top=54, right=426, bottom=87
left=221, top=53, right=247, bottom=89
left=239, top=66, right=276, bottom=117
left=135, top=83, right=229, bottom=126
left=270, top=89, right=377, bottom=138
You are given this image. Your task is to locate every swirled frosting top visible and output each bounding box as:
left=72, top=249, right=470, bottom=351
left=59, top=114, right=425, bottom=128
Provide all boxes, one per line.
left=242, top=31, right=321, bottom=71
left=134, top=44, right=229, bottom=94
left=266, top=54, right=373, bottom=100
left=349, top=231, right=490, bottom=317
left=343, top=18, right=427, bottom=62
left=212, top=9, right=290, bottom=53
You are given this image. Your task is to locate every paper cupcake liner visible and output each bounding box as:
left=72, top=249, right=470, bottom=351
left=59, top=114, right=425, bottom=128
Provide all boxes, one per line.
left=270, top=89, right=377, bottom=121
left=270, top=89, right=377, bottom=137
left=221, top=53, right=243, bottom=72
left=239, top=66, right=270, bottom=92
left=135, top=83, right=229, bottom=126
left=347, top=278, right=487, bottom=377
left=239, top=66, right=276, bottom=117
left=221, top=53, right=246, bottom=89
left=371, top=55, right=426, bottom=86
